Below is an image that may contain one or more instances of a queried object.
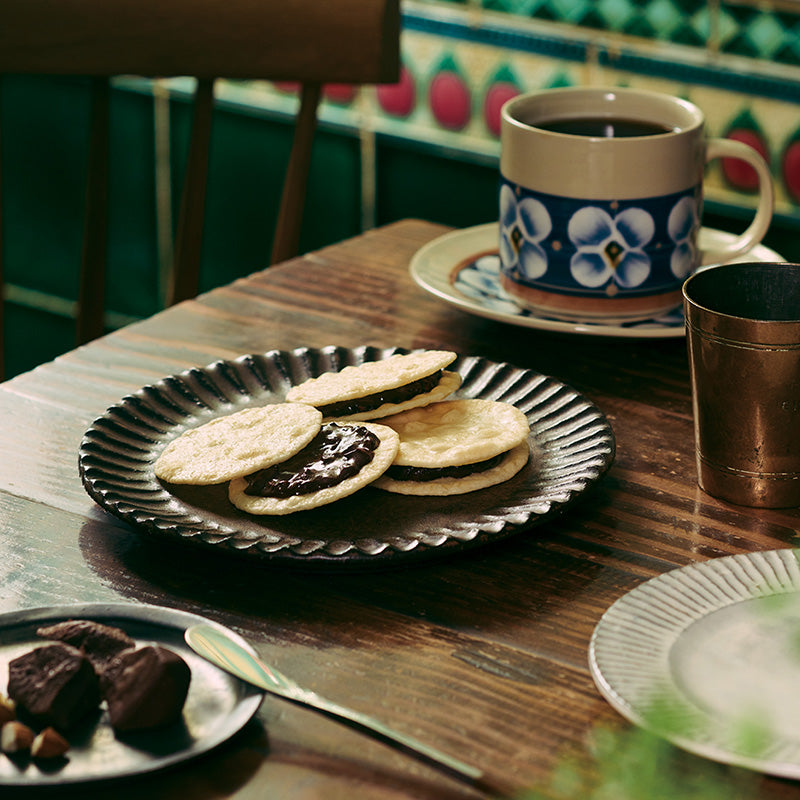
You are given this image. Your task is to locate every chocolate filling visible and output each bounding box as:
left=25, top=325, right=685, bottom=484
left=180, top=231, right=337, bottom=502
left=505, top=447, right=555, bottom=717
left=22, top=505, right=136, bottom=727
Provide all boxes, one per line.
left=318, top=370, right=443, bottom=417
left=387, top=452, right=506, bottom=482
left=244, top=423, right=380, bottom=498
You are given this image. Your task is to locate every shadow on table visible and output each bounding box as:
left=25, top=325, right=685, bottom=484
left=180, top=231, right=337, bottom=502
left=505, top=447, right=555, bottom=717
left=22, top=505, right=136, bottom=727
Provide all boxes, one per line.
left=76, top=488, right=606, bottom=653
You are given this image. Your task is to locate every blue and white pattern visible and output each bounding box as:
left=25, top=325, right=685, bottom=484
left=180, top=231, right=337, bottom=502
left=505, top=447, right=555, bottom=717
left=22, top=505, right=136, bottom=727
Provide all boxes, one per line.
left=668, top=195, right=700, bottom=279
left=499, top=184, right=552, bottom=281
left=498, top=179, right=701, bottom=297
left=568, top=206, right=654, bottom=290
left=455, top=253, right=525, bottom=314
left=453, top=252, right=685, bottom=332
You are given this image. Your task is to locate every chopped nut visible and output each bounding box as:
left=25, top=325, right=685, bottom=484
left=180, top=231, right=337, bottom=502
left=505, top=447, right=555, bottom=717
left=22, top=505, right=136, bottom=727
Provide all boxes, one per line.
left=0, top=695, right=15, bottom=725
left=1, top=720, right=35, bottom=753
left=31, top=727, right=69, bottom=758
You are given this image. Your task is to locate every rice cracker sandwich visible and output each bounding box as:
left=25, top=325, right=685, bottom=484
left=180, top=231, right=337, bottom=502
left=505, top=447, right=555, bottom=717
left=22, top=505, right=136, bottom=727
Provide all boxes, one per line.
left=285, top=350, right=462, bottom=421
left=229, top=421, right=399, bottom=515
left=154, top=403, right=323, bottom=485
left=373, top=399, right=530, bottom=496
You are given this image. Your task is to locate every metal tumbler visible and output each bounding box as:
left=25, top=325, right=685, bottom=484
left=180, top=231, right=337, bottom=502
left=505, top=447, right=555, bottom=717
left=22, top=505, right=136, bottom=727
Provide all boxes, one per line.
left=683, top=262, right=800, bottom=507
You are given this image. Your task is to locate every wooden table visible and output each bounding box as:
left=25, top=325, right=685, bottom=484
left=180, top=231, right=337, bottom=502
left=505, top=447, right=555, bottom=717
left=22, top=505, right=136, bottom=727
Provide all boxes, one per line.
left=2, top=219, right=800, bottom=799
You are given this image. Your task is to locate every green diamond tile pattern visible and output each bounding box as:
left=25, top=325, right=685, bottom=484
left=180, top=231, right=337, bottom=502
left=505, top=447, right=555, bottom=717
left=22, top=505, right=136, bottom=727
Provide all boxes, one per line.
left=741, top=14, right=786, bottom=57
left=672, top=10, right=709, bottom=47
left=719, top=3, right=800, bottom=64
left=596, top=0, right=638, bottom=32
left=482, top=0, right=545, bottom=14
left=709, top=6, right=739, bottom=48
left=774, top=27, right=800, bottom=67
left=643, top=0, right=709, bottom=44
left=548, top=0, right=596, bottom=24
left=482, top=0, right=711, bottom=45
left=643, top=0, right=683, bottom=37
left=776, top=14, right=800, bottom=65
left=469, top=0, right=800, bottom=56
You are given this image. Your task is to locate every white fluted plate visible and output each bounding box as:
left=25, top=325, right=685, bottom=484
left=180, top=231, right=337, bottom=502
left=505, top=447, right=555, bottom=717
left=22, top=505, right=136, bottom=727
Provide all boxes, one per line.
left=590, top=549, right=800, bottom=777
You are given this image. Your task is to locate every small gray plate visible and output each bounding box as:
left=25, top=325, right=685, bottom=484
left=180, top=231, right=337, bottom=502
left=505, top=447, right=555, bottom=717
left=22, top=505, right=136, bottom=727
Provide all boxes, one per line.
left=0, top=603, right=263, bottom=786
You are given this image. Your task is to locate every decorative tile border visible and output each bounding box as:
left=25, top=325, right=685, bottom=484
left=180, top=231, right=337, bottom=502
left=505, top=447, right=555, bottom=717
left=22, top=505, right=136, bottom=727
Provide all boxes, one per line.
left=433, top=0, right=800, bottom=65
left=376, top=3, right=800, bottom=221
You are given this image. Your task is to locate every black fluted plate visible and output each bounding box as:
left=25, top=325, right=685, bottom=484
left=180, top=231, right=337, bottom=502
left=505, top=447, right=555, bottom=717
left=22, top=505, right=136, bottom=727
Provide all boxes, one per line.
left=79, top=346, right=615, bottom=569
left=0, top=603, right=263, bottom=787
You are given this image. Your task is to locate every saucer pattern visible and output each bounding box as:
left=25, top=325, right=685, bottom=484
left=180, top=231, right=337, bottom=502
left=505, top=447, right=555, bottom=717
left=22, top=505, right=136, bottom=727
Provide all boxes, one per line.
left=452, top=252, right=686, bottom=332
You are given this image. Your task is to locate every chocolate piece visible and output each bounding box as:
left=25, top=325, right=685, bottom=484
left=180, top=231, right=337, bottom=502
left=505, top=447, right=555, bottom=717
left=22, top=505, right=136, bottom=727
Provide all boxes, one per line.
left=245, top=422, right=380, bottom=498
left=102, top=645, right=190, bottom=731
left=37, top=619, right=135, bottom=668
left=7, top=643, right=101, bottom=731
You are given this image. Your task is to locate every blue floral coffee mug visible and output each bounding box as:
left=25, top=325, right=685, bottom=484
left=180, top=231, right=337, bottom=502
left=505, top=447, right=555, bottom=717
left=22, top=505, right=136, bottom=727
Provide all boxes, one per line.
left=499, top=87, right=774, bottom=322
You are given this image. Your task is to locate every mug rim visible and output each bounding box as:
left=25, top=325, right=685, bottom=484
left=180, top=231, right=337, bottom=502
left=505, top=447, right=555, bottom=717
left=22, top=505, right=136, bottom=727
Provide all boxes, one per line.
left=502, top=86, right=704, bottom=139
left=683, top=262, right=800, bottom=326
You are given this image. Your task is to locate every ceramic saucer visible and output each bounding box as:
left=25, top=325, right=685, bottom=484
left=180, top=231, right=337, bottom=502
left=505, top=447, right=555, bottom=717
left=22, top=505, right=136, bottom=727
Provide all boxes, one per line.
left=590, top=549, right=800, bottom=779
left=410, top=223, right=784, bottom=339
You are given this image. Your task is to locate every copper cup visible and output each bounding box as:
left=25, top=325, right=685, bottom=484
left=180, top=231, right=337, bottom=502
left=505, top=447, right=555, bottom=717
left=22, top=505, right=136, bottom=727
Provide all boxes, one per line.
left=683, top=262, right=800, bottom=507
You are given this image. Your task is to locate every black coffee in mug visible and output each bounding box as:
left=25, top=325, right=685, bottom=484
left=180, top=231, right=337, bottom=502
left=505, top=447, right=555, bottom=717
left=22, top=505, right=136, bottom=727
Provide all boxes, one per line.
left=533, top=115, right=674, bottom=138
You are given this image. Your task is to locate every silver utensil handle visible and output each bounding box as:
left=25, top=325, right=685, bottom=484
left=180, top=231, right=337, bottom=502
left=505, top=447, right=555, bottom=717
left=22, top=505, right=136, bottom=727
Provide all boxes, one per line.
left=185, top=624, right=506, bottom=796
left=281, top=684, right=482, bottom=783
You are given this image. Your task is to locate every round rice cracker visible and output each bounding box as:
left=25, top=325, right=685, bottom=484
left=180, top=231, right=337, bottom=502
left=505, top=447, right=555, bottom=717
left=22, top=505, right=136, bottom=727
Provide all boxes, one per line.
left=374, top=441, right=530, bottom=496
left=228, top=422, right=400, bottom=515
left=285, top=350, right=462, bottom=421
left=154, top=403, right=323, bottom=485
left=372, top=398, right=531, bottom=496
left=380, top=398, right=530, bottom=467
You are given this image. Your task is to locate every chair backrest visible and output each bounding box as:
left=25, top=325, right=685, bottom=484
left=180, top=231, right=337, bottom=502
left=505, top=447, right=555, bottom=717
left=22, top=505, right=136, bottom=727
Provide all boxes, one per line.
left=0, top=0, right=400, bottom=376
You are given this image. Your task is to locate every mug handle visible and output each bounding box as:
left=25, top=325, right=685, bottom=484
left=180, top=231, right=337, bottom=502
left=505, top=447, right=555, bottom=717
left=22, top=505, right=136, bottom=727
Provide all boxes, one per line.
left=701, top=138, right=774, bottom=266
